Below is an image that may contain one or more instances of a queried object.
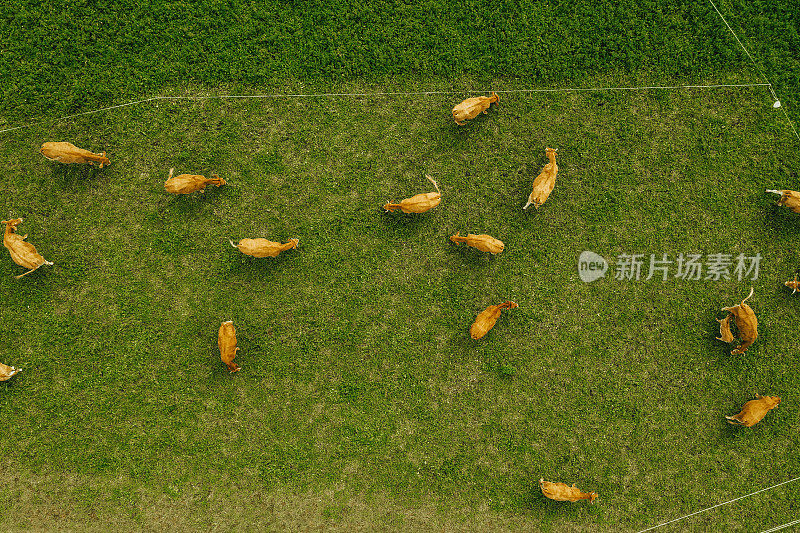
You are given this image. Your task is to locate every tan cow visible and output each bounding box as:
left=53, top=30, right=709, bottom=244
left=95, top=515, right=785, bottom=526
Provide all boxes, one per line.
left=452, top=93, right=499, bottom=125
left=767, top=189, right=800, bottom=213
left=0, top=362, right=21, bottom=381
left=230, top=238, right=299, bottom=258
left=449, top=232, right=504, bottom=254
left=2, top=218, right=53, bottom=279
left=40, top=142, right=110, bottom=168
left=720, top=288, right=758, bottom=355
left=218, top=320, right=240, bottom=373
left=470, top=301, right=517, bottom=339
left=383, top=175, right=441, bottom=214
left=715, top=314, right=734, bottom=343
left=726, top=394, right=780, bottom=427
left=539, top=478, right=598, bottom=503
left=524, top=148, right=559, bottom=210
left=164, top=168, right=226, bottom=194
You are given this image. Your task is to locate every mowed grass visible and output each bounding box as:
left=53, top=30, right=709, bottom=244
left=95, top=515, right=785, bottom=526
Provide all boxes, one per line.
left=0, top=81, right=799, bottom=531
left=2, top=0, right=799, bottom=125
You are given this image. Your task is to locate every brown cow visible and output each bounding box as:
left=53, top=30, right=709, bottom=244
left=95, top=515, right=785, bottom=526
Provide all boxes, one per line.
left=2, top=218, right=53, bottom=279
left=383, top=175, right=441, bottom=214
left=720, top=288, right=758, bottom=355
left=715, top=314, right=734, bottom=343
left=40, top=142, right=110, bottom=168
left=218, top=321, right=240, bottom=373
left=0, top=362, right=21, bottom=381
left=470, top=301, right=517, bottom=339
left=449, top=232, right=504, bottom=254
left=524, top=148, right=559, bottom=210
left=452, top=93, right=499, bottom=125
left=164, top=168, right=226, bottom=194
left=726, top=394, right=780, bottom=427
left=767, top=189, right=800, bottom=213
left=230, top=238, right=299, bottom=258
left=785, top=275, right=800, bottom=294
left=539, top=478, right=598, bottom=503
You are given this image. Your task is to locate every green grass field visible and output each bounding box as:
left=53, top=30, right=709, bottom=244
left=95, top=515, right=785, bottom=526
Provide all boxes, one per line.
left=1, top=82, right=798, bottom=531
left=2, top=0, right=800, bottom=531
left=1, top=0, right=799, bottom=125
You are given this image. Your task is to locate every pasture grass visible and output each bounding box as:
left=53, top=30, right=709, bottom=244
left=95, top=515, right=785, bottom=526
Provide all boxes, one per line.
left=2, top=0, right=799, bottom=125
left=0, top=79, right=798, bottom=531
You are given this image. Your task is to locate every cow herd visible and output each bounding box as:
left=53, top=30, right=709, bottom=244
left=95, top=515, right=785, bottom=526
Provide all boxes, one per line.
left=1, top=94, right=796, bottom=505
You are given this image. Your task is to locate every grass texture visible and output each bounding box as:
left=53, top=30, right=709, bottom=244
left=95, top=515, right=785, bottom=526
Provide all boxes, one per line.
left=0, top=83, right=798, bottom=531
left=1, top=0, right=799, bottom=124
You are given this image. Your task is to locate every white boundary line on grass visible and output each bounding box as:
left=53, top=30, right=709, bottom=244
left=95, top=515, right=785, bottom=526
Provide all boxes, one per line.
left=708, top=0, right=778, bottom=100
left=0, top=82, right=773, bottom=135
left=636, top=476, right=800, bottom=532
left=707, top=0, right=800, bottom=140
left=760, top=518, right=800, bottom=533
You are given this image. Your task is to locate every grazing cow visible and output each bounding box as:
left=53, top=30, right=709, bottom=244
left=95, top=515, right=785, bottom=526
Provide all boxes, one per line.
left=539, top=478, right=598, bottom=503
left=725, top=394, right=780, bottom=427
left=449, top=232, right=504, bottom=254
left=470, top=301, right=517, bottom=339
left=164, top=168, right=226, bottom=194
left=452, top=93, right=499, bottom=125
left=767, top=189, right=800, bottom=213
left=0, top=362, right=21, bottom=381
left=230, top=238, right=299, bottom=258
left=720, top=288, right=758, bottom=355
left=2, top=218, right=53, bottom=279
left=40, top=142, right=110, bottom=168
left=383, top=175, right=441, bottom=214
left=715, top=314, right=734, bottom=343
left=218, top=320, right=240, bottom=373
left=524, top=148, right=559, bottom=210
